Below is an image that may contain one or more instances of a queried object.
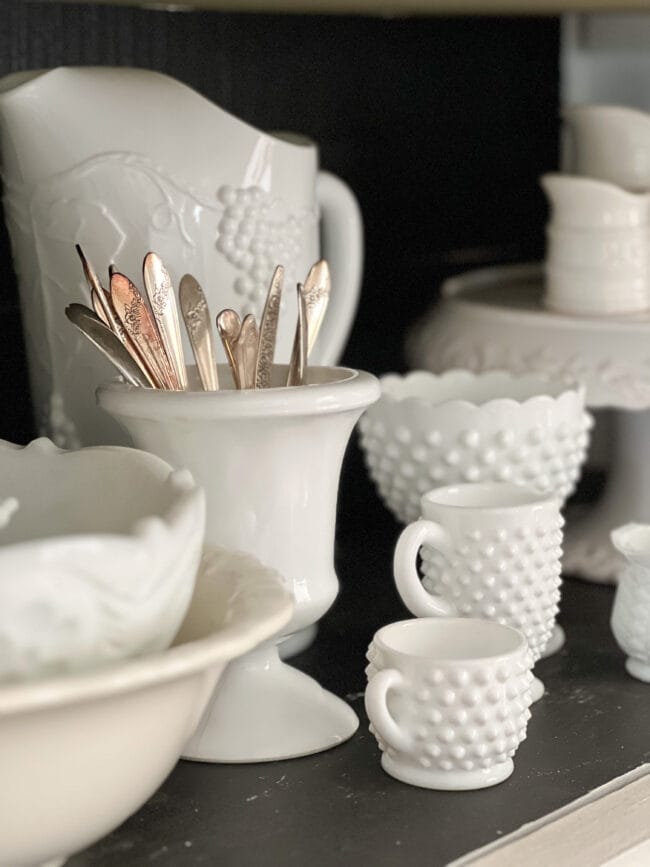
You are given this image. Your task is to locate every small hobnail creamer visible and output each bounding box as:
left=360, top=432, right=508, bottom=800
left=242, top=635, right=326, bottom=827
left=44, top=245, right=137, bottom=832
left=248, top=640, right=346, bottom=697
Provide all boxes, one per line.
left=365, top=618, right=534, bottom=790
left=611, top=523, right=650, bottom=682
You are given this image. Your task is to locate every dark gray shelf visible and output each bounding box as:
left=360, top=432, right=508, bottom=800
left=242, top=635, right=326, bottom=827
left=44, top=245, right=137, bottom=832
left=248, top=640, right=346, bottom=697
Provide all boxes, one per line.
left=71, top=456, right=650, bottom=866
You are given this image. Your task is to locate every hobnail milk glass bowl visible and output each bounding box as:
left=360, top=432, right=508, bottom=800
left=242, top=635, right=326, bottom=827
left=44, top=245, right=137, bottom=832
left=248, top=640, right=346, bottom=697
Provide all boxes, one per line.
left=0, top=437, right=205, bottom=682
left=358, top=370, right=591, bottom=524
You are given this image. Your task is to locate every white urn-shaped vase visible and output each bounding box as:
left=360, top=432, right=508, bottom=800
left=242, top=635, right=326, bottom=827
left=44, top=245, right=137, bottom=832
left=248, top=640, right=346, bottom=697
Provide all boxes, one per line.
left=98, top=365, right=380, bottom=761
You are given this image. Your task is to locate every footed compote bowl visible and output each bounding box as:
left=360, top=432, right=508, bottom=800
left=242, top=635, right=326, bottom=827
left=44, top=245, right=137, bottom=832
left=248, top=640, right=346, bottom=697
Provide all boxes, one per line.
left=98, top=364, right=380, bottom=761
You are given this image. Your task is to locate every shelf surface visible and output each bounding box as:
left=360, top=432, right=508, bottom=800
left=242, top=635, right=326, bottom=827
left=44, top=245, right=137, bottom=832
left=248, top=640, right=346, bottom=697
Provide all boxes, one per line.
left=43, top=0, right=650, bottom=13
left=69, top=452, right=650, bottom=866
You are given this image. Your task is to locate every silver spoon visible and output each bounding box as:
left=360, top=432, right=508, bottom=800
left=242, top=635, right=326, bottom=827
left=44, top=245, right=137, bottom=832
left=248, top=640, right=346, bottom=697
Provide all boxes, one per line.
left=65, top=303, right=151, bottom=387
left=143, top=252, right=188, bottom=390
left=286, top=283, right=308, bottom=387
left=255, top=265, right=284, bottom=389
left=179, top=274, right=219, bottom=391
left=286, top=260, right=329, bottom=385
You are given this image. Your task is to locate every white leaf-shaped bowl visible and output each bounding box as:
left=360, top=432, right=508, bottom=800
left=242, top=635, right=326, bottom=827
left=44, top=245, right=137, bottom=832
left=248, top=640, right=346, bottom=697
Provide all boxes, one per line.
left=0, top=437, right=206, bottom=681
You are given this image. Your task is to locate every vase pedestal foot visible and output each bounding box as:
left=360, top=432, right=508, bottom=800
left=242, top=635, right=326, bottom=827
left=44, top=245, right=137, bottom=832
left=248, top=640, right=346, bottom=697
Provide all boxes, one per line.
left=182, top=644, right=358, bottom=763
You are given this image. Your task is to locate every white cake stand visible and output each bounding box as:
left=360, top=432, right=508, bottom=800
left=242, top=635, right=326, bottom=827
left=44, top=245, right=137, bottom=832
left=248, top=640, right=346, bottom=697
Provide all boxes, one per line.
left=408, top=262, right=650, bottom=585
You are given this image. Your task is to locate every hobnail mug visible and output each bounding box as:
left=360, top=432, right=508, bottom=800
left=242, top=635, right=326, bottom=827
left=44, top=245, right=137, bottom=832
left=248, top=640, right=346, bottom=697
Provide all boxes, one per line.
left=365, top=617, right=534, bottom=790
left=393, top=482, right=563, bottom=701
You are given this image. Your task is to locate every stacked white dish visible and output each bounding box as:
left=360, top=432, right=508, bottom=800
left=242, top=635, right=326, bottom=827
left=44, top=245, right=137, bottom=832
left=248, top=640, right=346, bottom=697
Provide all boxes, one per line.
left=0, top=437, right=294, bottom=865
left=0, top=546, right=292, bottom=867
left=542, top=174, right=650, bottom=316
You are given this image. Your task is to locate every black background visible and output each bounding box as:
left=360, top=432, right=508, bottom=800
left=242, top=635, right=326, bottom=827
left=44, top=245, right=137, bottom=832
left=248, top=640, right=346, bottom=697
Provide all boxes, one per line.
left=5, top=11, right=648, bottom=867
left=1, top=2, right=559, bottom=444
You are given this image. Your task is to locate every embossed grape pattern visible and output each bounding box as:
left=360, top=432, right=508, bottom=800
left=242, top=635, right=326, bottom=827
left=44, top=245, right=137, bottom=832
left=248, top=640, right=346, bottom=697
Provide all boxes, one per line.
left=216, top=185, right=314, bottom=316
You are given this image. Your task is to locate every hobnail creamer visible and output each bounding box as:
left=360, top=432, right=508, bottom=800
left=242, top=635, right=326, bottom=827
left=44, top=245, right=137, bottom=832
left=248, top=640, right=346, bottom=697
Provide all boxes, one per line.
left=358, top=370, right=590, bottom=525
left=611, top=523, right=650, bottom=682
left=0, top=437, right=205, bottom=682
left=0, top=546, right=293, bottom=867
left=365, top=618, right=534, bottom=790
left=393, top=482, right=563, bottom=701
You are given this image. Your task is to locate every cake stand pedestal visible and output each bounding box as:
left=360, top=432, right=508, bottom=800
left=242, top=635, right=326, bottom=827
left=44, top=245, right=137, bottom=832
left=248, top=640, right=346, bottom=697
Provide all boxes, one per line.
left=408, top=262, right=650, bottom=585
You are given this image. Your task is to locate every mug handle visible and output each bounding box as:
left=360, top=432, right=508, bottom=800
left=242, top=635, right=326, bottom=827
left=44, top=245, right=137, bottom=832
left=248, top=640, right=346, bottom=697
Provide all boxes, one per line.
left=314, top=170, right=363, bottom=365
left=365, top=668, right=413, bottom=753
left=394, top=519, right=457, bottom=618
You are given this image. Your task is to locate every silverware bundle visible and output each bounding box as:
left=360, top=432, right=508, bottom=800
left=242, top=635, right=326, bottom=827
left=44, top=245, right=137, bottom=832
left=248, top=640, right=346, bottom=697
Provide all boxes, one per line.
left=65, top=247, right=331, bottom=391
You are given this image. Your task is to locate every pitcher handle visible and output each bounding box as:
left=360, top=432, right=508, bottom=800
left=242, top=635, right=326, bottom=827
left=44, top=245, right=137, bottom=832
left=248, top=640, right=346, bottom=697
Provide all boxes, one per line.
left=394, top=519, right=457, bottom=618
left=314, top=170, right=363, bottom=365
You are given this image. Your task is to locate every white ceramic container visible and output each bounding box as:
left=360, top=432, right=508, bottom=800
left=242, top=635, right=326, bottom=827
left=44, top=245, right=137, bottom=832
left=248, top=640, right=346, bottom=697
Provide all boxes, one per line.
left=546, top=227, right=648, bottom=271
left=365, top=617, right=533, bottom=790
left=541, top=174, right=650, bottom=316
left=393, top=482, right=563, bottom=701
left=0, top=66, right=363, bottom=447
left=541, top=173, right=650, bottom=229
left=0, top=545, right=293, bottom=867
left=563, top=104, right=650, bottom=191
left=358, top=369, right=590, bottom=525
left=0, top=437, right=205, bottom=682
left=610, top=523, right=650, bottom=682
left=97, top=364, right=380, bottom=761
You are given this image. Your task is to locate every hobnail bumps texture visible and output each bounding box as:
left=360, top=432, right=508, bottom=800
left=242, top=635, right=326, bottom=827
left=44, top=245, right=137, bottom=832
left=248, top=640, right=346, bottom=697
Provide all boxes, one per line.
left=421, top=515, right=564, bottom=661
left=365, top=642, right=534, bottom=774
left=611, top=567, right=650, bottom=665
left=358, top=371, right=592, bottom=524
left=215, top=184, right=308, bottom=316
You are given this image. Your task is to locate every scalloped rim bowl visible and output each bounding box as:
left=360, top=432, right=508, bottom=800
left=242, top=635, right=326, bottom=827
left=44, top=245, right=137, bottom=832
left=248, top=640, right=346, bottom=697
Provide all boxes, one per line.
left=0, top=546, right=293, bottom=867
left=0, top=437, right=206, bottom=682
left=378, top=369, right=584, bottom=409
left=359, top=370, right=591, bottom=524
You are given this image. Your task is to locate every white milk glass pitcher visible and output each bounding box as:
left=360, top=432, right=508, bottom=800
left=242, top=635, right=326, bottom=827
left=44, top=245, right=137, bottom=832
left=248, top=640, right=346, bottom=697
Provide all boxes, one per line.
left=0, top=67, right=363, bottom=446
